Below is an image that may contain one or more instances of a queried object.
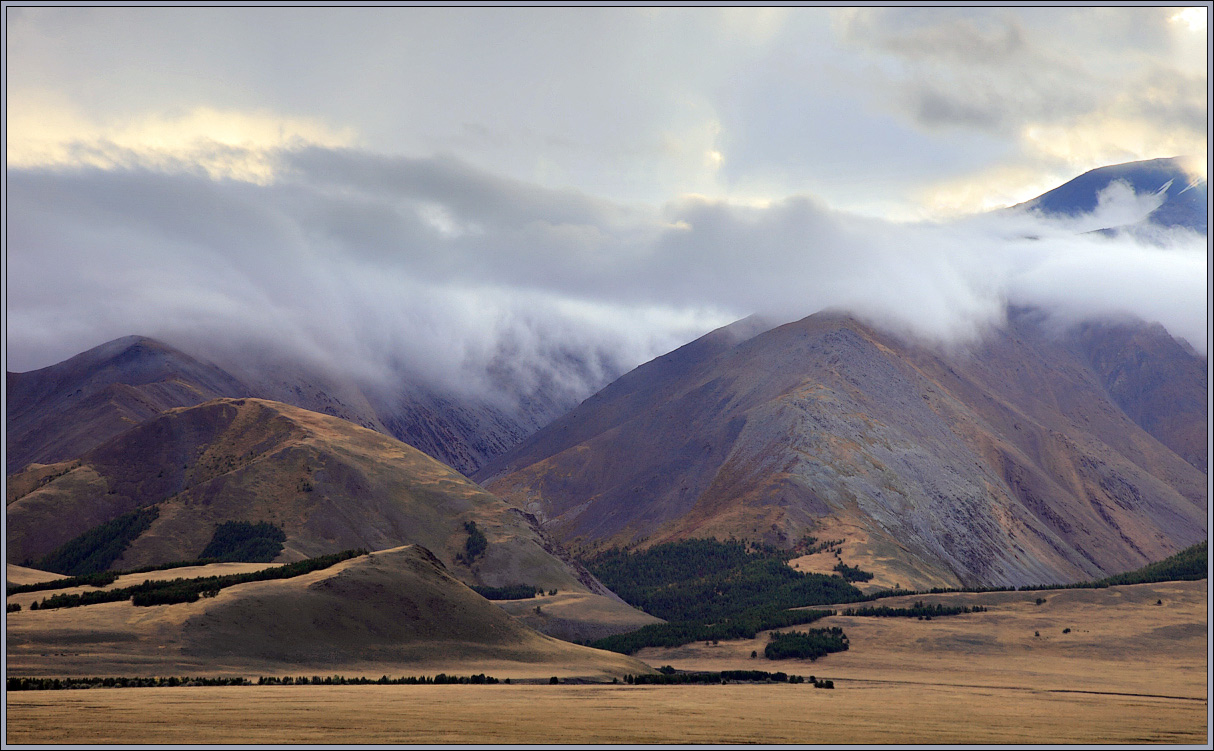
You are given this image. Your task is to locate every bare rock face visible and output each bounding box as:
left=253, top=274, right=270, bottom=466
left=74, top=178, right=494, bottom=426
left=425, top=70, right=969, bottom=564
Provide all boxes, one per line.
left=479, top=310, right=1207, bottom=589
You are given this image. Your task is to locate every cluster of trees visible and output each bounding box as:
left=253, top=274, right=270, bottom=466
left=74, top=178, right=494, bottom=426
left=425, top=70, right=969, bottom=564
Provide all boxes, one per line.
left=456, top=521, right=488, bottom=565
left=582, top=538, right=863, bottom=655
left=198, top=521, right=287, bottom=563
left=623, top=669, right=823, bottom=685
left=764, top=627, right=850, bottom=660
left=841, top=602, right=986, bottom=618
left=31, top=506, right=160, bottom=576
left=8, top=571, right=120, bottom=596
left=583, top=538, right=863, bottom=623
left=470, top=584, right=543, bottom=600
left=28, top=549, right=367, bottom=611
left=795, top=536, right=845, bottom=556
left=833, top=562, right=874, bottom=582
left=589, top=607, right=836, bottom=655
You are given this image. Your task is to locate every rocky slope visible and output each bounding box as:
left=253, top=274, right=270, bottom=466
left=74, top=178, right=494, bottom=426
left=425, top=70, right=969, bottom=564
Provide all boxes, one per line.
left=479, top=310, right=1207, bottom=589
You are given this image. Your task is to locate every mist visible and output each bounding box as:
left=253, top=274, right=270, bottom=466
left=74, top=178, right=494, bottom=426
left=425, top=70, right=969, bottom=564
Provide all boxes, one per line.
left=4, top=148, right=1206, bottom=413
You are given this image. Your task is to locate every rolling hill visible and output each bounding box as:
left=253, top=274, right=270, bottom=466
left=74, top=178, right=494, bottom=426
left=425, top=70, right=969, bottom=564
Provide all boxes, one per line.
left=5, top=398, right=628, bottom=603
left=5, top=545, right=651, bottom=679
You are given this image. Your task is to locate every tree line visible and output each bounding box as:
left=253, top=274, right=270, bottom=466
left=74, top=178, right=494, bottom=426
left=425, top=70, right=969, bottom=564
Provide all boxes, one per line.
left=624, top=669, right=832, bottom=686
left=26, top=549, right=367, bottom=611
left=6, top=673, right=502, bottom=691
left=840, top=601, right=987, bottom=618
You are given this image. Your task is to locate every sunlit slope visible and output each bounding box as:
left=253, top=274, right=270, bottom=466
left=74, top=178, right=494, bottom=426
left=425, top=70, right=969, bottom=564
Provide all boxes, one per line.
left=5, top=545, right=651, bottom=679
left=481, top=310, right=1206, bottom=589
left=5, top=398, right=613, bottom=599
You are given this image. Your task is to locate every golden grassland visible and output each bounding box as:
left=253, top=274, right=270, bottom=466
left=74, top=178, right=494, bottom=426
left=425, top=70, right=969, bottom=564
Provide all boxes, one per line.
left=5, top=579, right=1208, bottom=744
left=5, top=681, right=1205, bottom=745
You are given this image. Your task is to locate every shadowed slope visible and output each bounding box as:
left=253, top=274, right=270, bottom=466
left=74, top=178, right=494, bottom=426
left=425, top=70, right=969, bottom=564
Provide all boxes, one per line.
left=5, top=337, right=248, bottom=474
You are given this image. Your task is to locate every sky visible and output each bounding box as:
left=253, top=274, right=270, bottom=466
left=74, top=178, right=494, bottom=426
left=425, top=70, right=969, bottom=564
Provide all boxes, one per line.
left=4, top=5, right=1209, bottom=404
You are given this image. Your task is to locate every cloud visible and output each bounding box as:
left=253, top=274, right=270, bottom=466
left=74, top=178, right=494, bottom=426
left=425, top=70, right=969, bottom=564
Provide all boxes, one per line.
left=6, top=146, right=1206, bottom=423
left=5, top=7, right=1205, bottom=222
left=832, top=6, right=1207, bottom=208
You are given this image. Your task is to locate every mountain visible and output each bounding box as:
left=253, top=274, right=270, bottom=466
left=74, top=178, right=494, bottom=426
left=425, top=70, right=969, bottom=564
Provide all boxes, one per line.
left=5, top=336, right=248, bottom=474
left=6, top=335, right=602, bottom=478
left=1015, top=156, right=1207, bottom=234
left=5, top=545, right=651, bottom=679
left=5, top=398, right=626, bottom=604
left=478, top=310, right=1206, bottom=590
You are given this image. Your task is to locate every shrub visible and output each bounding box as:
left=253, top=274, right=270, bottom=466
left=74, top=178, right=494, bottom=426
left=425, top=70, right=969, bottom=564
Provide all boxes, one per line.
left=463, top=521, right=488, bottom=562
left=833, top=562, right=875, bottom=582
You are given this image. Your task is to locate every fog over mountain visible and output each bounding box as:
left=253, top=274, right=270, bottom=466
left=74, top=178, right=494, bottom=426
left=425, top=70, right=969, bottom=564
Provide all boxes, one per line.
left=6, top=151, right=1207, bottom=419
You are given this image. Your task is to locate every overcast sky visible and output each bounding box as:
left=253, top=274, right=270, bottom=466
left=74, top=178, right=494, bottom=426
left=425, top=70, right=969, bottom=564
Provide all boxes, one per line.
left=4, top=6, right=1209, bottom=399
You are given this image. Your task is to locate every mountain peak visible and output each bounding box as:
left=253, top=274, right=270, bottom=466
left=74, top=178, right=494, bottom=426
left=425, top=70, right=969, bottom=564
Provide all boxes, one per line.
left=1017, top=156, right=1207, bottom=233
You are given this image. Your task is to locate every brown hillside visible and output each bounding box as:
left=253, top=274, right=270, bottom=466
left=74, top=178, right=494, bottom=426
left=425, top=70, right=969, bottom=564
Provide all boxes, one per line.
left=5, top=546, right=651, bottom=679
left=5, top=398, right=617, bottom=602
left=480, top=310, right=1206, bottom=589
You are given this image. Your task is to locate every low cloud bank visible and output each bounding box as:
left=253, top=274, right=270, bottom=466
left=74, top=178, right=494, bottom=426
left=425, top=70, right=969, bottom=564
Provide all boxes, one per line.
left=5, top=147, right=1206, bottom=411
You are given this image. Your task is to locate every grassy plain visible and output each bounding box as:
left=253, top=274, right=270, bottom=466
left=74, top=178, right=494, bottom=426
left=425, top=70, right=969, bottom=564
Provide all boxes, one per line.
left=6, top=681, right=1204, bottom=745
left=6, top=579, right=1208, bottom=744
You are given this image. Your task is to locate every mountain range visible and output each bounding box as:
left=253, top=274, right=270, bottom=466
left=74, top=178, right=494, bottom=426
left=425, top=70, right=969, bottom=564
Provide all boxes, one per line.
left=478, top=307, right=1205, bottom=589
left=5, top=156, right=1208, bottom=650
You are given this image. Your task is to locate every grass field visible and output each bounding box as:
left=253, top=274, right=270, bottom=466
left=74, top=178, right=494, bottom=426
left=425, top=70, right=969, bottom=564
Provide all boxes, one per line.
left=6, top=579, right=1208, bottom=744
left=5, top=681, right=1205, bottom=745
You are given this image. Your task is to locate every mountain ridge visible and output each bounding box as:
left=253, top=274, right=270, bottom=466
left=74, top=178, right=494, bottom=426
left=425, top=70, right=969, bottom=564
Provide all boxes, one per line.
left=480, top=309, right=1206, bottom=589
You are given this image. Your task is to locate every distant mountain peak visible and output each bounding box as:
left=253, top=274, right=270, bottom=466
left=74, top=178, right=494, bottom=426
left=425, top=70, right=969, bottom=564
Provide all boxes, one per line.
left=1016, top=156, right=1207, bottom=234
